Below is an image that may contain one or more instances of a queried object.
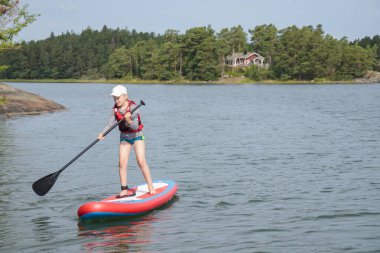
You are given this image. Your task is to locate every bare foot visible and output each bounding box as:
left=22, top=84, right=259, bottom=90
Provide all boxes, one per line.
left=149, top=187, right=156, bottom=195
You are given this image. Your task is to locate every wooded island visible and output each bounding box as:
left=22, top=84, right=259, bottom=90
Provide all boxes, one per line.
left=1, top=25, right=379, bottom=83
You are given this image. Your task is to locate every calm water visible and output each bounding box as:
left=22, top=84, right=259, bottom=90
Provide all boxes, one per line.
left=0, top=82, right=379, bottom=253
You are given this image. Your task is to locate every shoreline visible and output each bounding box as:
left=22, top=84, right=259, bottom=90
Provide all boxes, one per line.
left=0, top=78, right=377, bottom=85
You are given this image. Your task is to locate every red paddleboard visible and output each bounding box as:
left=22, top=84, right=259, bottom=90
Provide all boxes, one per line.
left=78, top=180, right=177, bottom=220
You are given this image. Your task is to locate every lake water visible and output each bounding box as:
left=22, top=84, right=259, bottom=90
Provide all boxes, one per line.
left=0, top=82, right=379, bottom=253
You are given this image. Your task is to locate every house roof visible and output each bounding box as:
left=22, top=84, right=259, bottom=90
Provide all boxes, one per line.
left=226, top=52, right=264, bottom=60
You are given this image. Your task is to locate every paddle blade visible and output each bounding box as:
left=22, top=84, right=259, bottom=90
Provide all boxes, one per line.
left=32, top=171, right=61, bottom=196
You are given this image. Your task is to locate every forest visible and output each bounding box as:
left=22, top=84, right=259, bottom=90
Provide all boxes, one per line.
left=0, top=24, right=379, bottom=82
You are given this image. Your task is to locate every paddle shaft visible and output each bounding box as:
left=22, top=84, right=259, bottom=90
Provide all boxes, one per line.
left=56, top=100, right=145, bottom=174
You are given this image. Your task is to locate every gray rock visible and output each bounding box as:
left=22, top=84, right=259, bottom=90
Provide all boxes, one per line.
left=0, top=83, right=65, bottom=117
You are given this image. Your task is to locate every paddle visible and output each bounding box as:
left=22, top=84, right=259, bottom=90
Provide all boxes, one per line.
left=32, top=100, right=146, bottom=196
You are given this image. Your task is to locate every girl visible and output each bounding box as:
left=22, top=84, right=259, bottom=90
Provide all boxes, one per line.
left=98, top=85, right=156, bottom=197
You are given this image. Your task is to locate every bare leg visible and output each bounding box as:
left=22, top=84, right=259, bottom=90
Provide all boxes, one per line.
left=118, top=142, right=133, bottom=196
left=134, top=140, right=156, bottom=194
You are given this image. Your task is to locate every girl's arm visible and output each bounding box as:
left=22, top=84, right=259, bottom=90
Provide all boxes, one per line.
left=97, top=112, right=116, bottom=139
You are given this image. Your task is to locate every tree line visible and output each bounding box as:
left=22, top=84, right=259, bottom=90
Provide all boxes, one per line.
left=0, top=24, right=379, bottom=81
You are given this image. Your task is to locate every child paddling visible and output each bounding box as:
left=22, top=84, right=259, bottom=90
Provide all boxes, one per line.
left=98, top=85, right=156, bottom=197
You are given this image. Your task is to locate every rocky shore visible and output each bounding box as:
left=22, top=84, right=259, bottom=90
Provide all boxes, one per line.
left=0, top=83, right=65, bottom=117
left=354, top=71, right=380, bottom=83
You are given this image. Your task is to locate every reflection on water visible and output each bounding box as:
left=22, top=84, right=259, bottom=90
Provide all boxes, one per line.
left=78, top=216, right=155, bottom=252
left=32, top=217, right=57, bottom=243
left=77, top=196, right=178, bottom=252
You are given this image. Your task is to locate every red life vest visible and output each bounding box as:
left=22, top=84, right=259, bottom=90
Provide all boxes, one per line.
left=113, top=100, right=144, bottom=133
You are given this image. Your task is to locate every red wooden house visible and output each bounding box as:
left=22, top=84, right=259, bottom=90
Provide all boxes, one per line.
left=225, top=52, right=265, bottom=67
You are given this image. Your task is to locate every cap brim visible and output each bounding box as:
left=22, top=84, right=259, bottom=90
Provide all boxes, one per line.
left=110, top=92, right=126, bottom=96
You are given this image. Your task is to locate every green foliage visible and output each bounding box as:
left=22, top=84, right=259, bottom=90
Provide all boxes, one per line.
left=156, top=41, right=181, bottom=80
left=0, top=0, right=37, bottom=43
left=0, top=26, right=161, bottom=79
left=353, top=35, right=380, bottom=71
left=271, top=25, right=376, bottom=80
left=0, top=96, right=7, bottom=105
left=217, top=25, right=248, bottom=56
left=0, top=22, right=377, bottom=82
left=105, top=47, right=133, bottom=79
left=245, top=65, right=273, bottom=81
left=249, top=24, right=277, bottom=65
left=273, top=25, right=325, bottom=80
left=180, top=26, right=220, bottom=81
left=0, top=0, right=37, bottom=71
left=334, top=42, right=376, bottom=79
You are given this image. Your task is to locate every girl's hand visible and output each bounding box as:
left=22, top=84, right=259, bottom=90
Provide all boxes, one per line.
left=97, top=133, right=105, bottom=140
left=124, top=112, right=133, bottom=125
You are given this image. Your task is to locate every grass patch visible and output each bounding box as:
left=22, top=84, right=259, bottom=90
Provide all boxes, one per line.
left=0, top=96, right=7, bottom=106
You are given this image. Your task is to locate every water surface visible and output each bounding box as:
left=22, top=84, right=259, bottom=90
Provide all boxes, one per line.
left=1, top=82, right=379, bottom=252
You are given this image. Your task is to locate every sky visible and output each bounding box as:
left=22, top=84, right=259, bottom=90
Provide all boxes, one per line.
left=15, top=0, right=380, bottom=42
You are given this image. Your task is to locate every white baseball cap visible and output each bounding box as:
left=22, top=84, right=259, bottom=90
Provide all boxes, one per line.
left=110, top=85, right=128, bottom=96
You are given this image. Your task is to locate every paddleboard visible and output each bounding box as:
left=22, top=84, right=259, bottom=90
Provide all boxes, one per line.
left=78, top=179, right=177, bottom=220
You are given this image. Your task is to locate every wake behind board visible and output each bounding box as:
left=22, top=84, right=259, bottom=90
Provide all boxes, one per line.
left=78, top=179, right=177, bottom=220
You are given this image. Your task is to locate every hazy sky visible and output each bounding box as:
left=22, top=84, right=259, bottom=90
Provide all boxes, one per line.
left=16, top=0, right=380, bottom=42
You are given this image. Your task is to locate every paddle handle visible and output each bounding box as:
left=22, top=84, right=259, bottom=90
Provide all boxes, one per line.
left=58, top=100, right=145, bottom=173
